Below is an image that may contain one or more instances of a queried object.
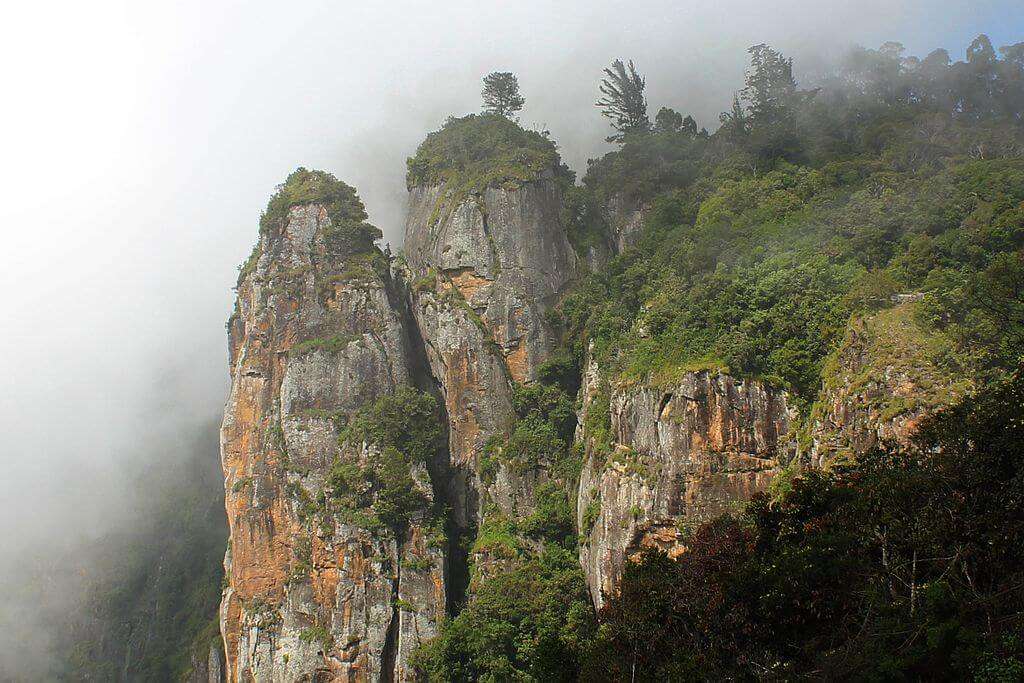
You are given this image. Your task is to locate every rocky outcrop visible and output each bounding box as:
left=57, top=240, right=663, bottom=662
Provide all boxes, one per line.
left=576, top=355, right=797, bottom=609
left=404, top=176, right=577, bottom=384
left=605, top=193, right=647, bottom=253
left=808, top=303, right=971, bottom=467
left=186, top=644, right=225, bottom=683
left=403, top=175, right=577, bottom=531
left=220, top=203, right=444, bottom=682
left=220, top=155, right=580, bottom=679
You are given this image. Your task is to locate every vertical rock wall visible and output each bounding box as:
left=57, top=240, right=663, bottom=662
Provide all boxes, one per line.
left=575, top=356, right=798, bottom=608
left=402, top=177, right=578, bottom=533
left=220, top=166, right=579, bottom=681
left=604, top=192, right=647, bottom=253
left=220, top=204, right=444, bottom=682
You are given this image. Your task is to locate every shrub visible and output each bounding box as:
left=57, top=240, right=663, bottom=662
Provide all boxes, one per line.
left=406, top=113, right=569, bottom=191
left=410, top=547, right=596, bottom=681
left=328, top=386, right=443, bottom=532
left=520, top=482, right=575, bottom=546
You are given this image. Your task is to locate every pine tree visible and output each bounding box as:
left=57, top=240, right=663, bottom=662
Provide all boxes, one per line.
left=481, top=72, right=525, bottom=118
left=741, top=44, right=798, bottom=124
left=596, top=59, right=650, bottom=142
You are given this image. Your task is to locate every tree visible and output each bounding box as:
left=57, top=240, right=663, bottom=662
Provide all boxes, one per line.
left=481, top=71, right=525, bottom=118
left=967, top=34, right=997, bottom=65
left=741, top=44, right=799, bottom=124
left=680, top=114, right=699, bottom=137
left=654, top=107, right=701, bottom=139
left=596, top=59, right=650, bottom=142
left=717, top=94, right=749, bottom=140
left=998, top=42, right=1024, bottom=120
left=654, top=106, right=682, bottom=133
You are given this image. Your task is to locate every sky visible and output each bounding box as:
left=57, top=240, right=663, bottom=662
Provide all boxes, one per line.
left=0, top=0, right=1021, bottom=669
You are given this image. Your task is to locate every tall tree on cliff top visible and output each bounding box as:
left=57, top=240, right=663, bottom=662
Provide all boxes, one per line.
left=481, top=71, right=525, bottom=118
left=596, top=59, right=650, bottom=142
left=742, top=44, right=799, bottom=125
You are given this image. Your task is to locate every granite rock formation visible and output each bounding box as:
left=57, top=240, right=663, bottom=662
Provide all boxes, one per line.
left=575, top=353, right=797, bottom=608
left=220, top=203, right=443, bottom=681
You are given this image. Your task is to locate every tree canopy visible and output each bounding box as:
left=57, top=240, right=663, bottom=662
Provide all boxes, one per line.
left=596, top=59, right=650, bottom=142
left=481, top=71, right=525, bottom=118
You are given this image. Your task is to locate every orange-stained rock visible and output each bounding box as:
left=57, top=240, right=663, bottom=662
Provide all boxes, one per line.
left=220, top=202, right=444, bottom=682
left=577, top=357, right=797, bottom=609
left=403, top=177, right=577, bottom=540
left=808, top=303, right=971, bottom=467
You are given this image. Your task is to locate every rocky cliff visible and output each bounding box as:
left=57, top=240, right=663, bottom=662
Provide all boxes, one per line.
left=219, top=146, right=964, bottom=683
left=220, top=156, right=578, bottom=680
left=403, top=174, right=577, bottom=533
left=604, top=193, right=647, bottom=253
left=220, top=191, right=444, bottom=681
left=575, top=353, right=797, bottom=608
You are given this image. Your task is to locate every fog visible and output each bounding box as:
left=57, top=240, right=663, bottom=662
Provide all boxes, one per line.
left=1, top=0, right=1021, bottom=674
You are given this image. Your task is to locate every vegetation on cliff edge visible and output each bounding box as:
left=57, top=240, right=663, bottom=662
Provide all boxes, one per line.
left=406, top=113, right=572, bottom=193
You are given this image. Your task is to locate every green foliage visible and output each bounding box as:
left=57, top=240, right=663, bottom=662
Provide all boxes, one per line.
left=511, top=383, right=576, bottom=443
left=818, top=303, right=970, bottom=423
left=236, top=243, right=261, bottom=285
left=590, top=374, right=1024, bottom=680
left=596, top=59, right=650, bottom=142
left=395, top=597, right=419, bottom=613
left=561, top=122, right=1024, bottom=408
left=410, top=547, right=596, bottom=682
left=423, top=39, right=1024, bottom=681
left=298, top=625, right=334, bottom=650
left=581, top=379, right=613, bottom=461
left=288, top=333, right=360, bottom=357
left=560, top=184, right=609, bottom=257
left=520, top=482, right=575, bottom=547
left=581, top=127, right=708, bottom=209
left=372, top=446, right=431, bottom=530
left=481, top=71, right=525, bottom=118
left=535, top=349, right=582, bottom=397
left=478, top=436, right=502, bottom=486
left=411, top=269, right=438, bottom=294
left=470, top=511, right=523, bottom=560
left=503, top=417, right=566, bottom=474
left=343, top=385, right=443, bottom=467
left=406, top=113, right=569, bottom=193
left=328, top=386, right=444, bottom=531
left=259, top=167, right=381, bottom=256
left=486, top=378, right=583, bottom=493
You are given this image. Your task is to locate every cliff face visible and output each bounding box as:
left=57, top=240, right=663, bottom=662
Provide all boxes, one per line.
left=220, top=204, right=443, bottom=682
left=808, top=303, right=971, bottom=467
left=604, top=193, right=647, bottom=253
left=219, top=165, right=964, bottom=681
left=403, top=177, right=577, bottom=532
left=576, top=355, right=797, bottom=608
left=220, top=166, right=578, bottom=680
